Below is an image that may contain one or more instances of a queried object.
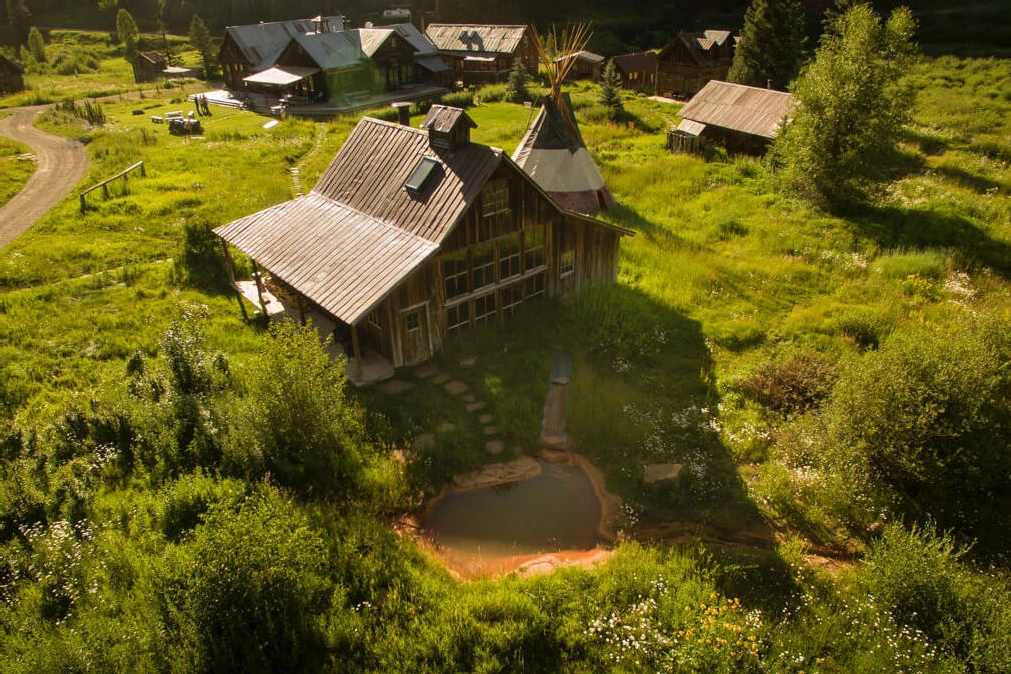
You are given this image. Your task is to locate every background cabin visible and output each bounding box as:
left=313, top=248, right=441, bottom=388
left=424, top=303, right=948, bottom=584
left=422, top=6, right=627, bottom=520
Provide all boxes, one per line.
left=670, top=80, right=793, bottom=155
left=0, top=54, right=25, bottom=94
left=611, top=52, right=658, bottom=91
left=215, top=106, right=630, bottom=382
left=554, top=50, right=605, bottom=81
left=132, top=51, right=167, bottom=83
left=218, top=17, right=338, bottom=91
left=656, top=30, right=737, bottom=98
left=424, top=24, right=537, bottom=85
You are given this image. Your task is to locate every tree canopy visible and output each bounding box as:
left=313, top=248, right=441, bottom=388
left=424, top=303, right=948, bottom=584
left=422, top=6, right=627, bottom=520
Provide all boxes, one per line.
left=770, top=2, right=918, bottom=207
left=727, top=0, right=807, bottom=90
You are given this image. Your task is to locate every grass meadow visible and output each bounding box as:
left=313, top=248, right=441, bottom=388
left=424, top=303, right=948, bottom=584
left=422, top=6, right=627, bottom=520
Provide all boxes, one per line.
left=2, top=33, right=1011, bottom=671
left=0, top=136, right=35, bottom=207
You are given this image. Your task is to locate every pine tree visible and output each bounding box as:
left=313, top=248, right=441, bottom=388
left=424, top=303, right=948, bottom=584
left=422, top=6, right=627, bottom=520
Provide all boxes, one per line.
left=188, top=13, right=214, bottom=79
left=27, top=25, right=45, bottom=63
left=506, top=61, right=530, bottom=103
left=5, top=0, right=31, bottom=46
left=770, top=4, right=918, bottom=207
left=598, top=59, right=624, bottom=121
left=116, top=8, right=140, bottom=61
left=728, top=0, right=808, bottom=90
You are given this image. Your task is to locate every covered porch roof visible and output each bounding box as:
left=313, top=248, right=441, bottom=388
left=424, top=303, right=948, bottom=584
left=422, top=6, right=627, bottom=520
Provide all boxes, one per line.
left=214, top=192, right=439, bottom=325
left=243, top=65, right=321, bottom=86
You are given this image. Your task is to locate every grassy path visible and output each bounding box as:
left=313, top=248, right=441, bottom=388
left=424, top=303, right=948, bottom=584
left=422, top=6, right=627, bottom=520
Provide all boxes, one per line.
left=0, top=105, right=90, bottom=249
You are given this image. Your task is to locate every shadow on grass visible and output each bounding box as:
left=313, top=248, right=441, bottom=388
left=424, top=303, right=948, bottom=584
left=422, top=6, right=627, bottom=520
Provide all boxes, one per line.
left=933, top=163, right=1007, bottom=194
left=848, top=202, right=1011, bottom=277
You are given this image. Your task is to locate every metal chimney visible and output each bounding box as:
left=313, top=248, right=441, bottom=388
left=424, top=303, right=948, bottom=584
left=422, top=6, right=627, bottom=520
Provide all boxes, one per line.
left=392, top=102, right=411, bottom=126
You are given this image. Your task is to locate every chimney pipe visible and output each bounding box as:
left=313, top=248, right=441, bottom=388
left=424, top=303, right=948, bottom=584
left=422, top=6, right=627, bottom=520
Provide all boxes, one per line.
left=392, top=102, right=411, bottom=126
left=767, top=78, right=773, bottom=89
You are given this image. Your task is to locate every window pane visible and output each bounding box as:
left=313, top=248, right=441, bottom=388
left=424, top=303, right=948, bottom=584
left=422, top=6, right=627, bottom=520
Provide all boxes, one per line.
left=560, top=250, right=575, bottom=277
left=472, top=242, right=495, bottom=289
left=524, top=227, right=545, bottom=270
left=442, top=253, right=469, bottom=299
left=498, top=234, right=521, bottom=280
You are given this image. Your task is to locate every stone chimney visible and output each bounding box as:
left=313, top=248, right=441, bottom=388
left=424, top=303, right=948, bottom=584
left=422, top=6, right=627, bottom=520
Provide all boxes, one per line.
left=392, top=102, right=411, bottom=126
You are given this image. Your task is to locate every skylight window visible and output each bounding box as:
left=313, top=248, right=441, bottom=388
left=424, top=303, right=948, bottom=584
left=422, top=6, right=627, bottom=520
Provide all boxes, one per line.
left=405, top=157, right=441, bottom=196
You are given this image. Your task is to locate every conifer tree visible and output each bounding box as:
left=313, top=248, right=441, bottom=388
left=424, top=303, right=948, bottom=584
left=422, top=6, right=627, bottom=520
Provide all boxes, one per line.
left=5, top=0, right=31, bottom=46
left=598, top=58, right=624, bottom=121
left=506, top=61, right=530, bottom=103
left=116, top=8, right=140, bottom=61
left=728, top=0, right=807, bottom=90
left=27, top=25, right=45, bottom=63
left=188, top=13, right=214, bottom=78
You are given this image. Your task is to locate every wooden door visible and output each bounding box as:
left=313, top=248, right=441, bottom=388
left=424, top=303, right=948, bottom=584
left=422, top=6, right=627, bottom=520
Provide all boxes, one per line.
left=400, top=305, right=431, bottom=366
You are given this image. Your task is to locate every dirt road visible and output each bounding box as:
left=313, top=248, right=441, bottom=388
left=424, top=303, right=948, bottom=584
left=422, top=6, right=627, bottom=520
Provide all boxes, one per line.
left=0, top=106, right=90, bottom=249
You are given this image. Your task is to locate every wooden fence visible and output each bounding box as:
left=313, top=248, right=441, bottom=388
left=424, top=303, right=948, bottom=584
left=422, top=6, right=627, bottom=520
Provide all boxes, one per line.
left=79, top=161, right=145, bottom=212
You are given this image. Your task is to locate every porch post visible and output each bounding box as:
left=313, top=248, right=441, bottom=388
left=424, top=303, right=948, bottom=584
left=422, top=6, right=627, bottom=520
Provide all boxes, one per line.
left=350, top=323, right=363, bottom=379
left=250, top=260, right=269, bottom=316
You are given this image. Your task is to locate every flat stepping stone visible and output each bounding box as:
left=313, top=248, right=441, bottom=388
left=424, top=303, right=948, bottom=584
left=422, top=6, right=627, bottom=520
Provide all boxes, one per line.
left=431, top=373, right=451, bottom=385
left=461, top=394, right=476, bottom=403
left=436, top=422, right=457, bottom=434
left=444, top=380, right=469, bottom=396
left=644, top=463, right=684, bottom=488
left=377, top=379, right=415, bottom=395
left=485, top=440, right=505, bottom=455
left=459, top=356, right=477, bottom=368
left=413, top=433, right=435, bottom=450
left=465, top=401, right=487, bottom=412
left=477, top=413, right=493, bottom=424
left=413, top=363, right=442, bottom=379
left=483, top=425, right=498, bottom=436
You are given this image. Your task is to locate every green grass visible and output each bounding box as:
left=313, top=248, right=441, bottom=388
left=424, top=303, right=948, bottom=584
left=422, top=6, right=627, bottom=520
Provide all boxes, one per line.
left=0, top=136, right=35, bottom=207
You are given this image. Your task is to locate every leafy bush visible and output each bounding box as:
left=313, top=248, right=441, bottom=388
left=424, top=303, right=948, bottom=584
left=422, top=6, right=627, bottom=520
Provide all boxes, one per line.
left=739, top=351, right=836, bottom=416
left=177, top=218, right=230, bottom=291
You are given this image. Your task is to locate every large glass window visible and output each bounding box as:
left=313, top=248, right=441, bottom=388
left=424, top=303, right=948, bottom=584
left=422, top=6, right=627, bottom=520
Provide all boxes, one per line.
left=472, top=242, right=495, bottom=290
left=524, top=273, right=545, bottom=300
left=442, top=253, right=469, bottom=299
left=447, top=302, right=470, bottom=336
left=500, top=283, right=523, bottom=319
left=474, top=293, right=496, bottom=326
left=560, top=250, right=575, bottom=277
left=482, top=180, right=509, bottom=217
left=524, top=227, right=545, bottom=270
left=498, top=234, right=521, bottom=280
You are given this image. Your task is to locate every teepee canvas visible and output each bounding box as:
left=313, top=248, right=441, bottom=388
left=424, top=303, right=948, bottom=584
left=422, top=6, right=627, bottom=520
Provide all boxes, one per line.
left=511, top=25, right=616, bottom=214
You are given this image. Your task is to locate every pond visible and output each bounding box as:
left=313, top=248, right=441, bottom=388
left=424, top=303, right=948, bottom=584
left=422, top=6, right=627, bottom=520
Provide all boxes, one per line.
left=422, top=459, right=603, bottom=559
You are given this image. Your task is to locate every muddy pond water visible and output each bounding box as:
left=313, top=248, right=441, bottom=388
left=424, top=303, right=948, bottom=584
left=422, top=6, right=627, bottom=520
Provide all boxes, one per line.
left=422, top=459, right=603, bottom=559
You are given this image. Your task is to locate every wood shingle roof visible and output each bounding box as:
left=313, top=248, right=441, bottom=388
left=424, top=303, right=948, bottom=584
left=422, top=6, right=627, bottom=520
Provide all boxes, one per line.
left=425, top=24, right=529, bottom=55
left=677, top=80, right=794, bottom=139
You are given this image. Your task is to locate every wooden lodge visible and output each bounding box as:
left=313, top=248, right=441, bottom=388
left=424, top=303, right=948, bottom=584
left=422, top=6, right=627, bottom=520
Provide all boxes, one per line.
left=669, top=80, right=794, bottom=155
left=132, top=51, right=167, bottom=83
left=424, top=24, right=537, bottom=85
left=656, top=30, right=737, bottom=98
left=219, top=16, right=447, bottom=104
left=214, top=106, right=631, bottom=381
left=0, top=53, right=26, bottom=94
left=611, top=52, right=658, bottom=91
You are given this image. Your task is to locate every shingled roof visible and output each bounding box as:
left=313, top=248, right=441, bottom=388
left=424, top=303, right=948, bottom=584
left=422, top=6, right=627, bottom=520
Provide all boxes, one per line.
left=612, top=52, right=658, bottom=74
left=677, top=80, right=794, bottom=139
left=225, top=19, right=317, bottom=72
left=425, top=24, right=529, bottom=55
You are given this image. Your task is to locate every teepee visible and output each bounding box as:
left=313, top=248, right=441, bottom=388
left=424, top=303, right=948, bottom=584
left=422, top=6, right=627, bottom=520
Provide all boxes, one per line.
left=511, top=25, right=616, bottom=214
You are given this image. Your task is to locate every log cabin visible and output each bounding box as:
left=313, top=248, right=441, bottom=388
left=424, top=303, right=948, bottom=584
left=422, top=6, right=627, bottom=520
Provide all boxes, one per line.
left=214, top=106, right=631, bottom=381
left=656, top=30, right=737, bottom=98
left=424, top=24, right=537, bottom=85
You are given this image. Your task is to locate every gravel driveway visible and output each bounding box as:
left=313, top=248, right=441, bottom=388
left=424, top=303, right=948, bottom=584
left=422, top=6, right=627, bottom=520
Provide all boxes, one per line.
left=0, top=105, right=90, bottom=249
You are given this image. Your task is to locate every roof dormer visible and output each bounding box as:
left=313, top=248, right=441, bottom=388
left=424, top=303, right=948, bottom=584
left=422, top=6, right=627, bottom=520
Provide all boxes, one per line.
left=420, top=105, right=477, bottom=151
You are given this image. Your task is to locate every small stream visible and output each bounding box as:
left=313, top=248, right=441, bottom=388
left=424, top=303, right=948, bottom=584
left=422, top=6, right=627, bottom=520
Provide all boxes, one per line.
left=422, top=460, right=603, bottom=558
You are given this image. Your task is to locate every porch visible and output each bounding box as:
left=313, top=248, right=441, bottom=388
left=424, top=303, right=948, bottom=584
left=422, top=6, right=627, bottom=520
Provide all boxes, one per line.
left=197, top=82, right=449, bottom=119
left=232, top=280, right=395, bottom=387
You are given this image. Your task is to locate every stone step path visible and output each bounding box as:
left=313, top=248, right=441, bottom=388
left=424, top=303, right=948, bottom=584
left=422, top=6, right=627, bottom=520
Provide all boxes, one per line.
left=290, top=167, right=303, bottom=196
left=290, top=123, right=327, bottom=197
left=410, top=360, right=511, bottom=455
left=539, top=353, right=573, bottom=448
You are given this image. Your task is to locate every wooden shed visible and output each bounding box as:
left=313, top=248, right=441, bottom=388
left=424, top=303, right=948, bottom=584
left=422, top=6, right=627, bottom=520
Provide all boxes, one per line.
left=656, top=30, right=737, bottom=98
left=424, top=24, right=537, bottom=85
left=611, top=52, right=658, bottom=91
left=0, top=53, right=25, bottom=94
left=554, top=50, right=605, bottom=81
left=215, top=106, right=631, bottom=380
left=132, top=51, right=167, bottom=83
left=670, top=80, right=794, bottom=155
